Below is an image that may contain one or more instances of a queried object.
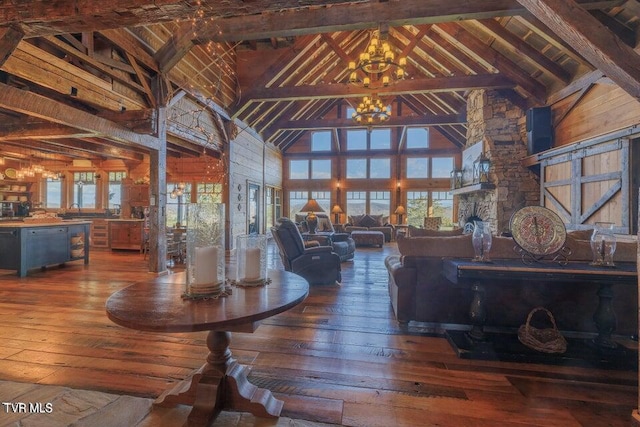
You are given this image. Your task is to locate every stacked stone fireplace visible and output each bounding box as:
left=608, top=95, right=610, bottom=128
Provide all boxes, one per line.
left=458, top=90, right=539, bottom=234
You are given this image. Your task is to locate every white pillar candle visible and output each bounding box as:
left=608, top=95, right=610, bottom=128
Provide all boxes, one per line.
left=195, top=246, right=218, bottom=285
left=244, top=247, right=262, bottom=281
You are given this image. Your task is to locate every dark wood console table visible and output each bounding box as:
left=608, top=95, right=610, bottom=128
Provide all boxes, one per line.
left=106, top=269, right=309, bottom=426
left=442, top=259, right=638, bottom=366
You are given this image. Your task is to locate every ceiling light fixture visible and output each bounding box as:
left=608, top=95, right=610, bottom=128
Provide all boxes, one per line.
left=348, top=28, right=406, bottom=89
left=352, top=95, right=391, bottom=125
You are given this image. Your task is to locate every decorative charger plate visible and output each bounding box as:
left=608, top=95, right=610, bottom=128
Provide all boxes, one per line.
left=4, top=168, right=17, bottom=179
left=510, top=206, right=566, bottom=257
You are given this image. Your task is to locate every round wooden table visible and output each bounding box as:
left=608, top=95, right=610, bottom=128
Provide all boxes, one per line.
left=105, top=269, right=309, bottom=426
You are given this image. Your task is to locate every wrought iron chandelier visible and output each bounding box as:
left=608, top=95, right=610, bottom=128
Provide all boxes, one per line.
left=348, top=29, right=406, bottom=89
left=351, top=95, right=391, bottom=125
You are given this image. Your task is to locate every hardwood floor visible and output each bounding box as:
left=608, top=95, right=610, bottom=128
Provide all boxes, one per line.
left=0, top=242, right=637, bottom=426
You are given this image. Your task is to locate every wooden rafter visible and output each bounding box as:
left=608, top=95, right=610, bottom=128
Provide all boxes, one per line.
left=516, top=0, right=640, bottom=100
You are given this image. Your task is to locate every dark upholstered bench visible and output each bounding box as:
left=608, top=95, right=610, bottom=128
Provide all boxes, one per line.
left=350, top=230, right=384, bottom=247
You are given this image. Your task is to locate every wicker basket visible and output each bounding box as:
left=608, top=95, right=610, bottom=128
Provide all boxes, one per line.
left=518, top=307, right=567, bottom=354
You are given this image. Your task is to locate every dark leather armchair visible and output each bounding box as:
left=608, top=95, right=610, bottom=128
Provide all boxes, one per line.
left=271, top=217, right=342, bottom=285
left=315, top=214, right=355, bottom=262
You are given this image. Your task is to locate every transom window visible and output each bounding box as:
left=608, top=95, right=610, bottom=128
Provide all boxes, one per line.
left=289, top=159, right=332, bottom=179
left=406, top=127, right=429, bottom=149
left=431, top=157, right=455, bottom=178
left=406, top=157, right=429, bottom=178
left=346, top=128, right=391, bottom=150
left=347, top=158, right=390, bottom=179
left=311, top=131, right=332, bottom=151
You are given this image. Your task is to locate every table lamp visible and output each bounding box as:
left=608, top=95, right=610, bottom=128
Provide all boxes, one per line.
left=394, top=205, right=406, bottom=225
left=331, top=204, right=343, bottom=224
left=300, top=199, right=324, bottom=233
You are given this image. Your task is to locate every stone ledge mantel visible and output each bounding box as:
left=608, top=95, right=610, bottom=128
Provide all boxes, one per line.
left=450, top=182, right=496, bottom=196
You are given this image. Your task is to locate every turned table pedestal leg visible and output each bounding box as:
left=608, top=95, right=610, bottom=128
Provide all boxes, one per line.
left=155, top=330, right=283, bottom=426
left=467, top=282, right=487, bottom=341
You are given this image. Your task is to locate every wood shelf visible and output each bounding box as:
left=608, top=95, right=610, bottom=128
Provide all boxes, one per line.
left=449, top=182, right=495, bottom=195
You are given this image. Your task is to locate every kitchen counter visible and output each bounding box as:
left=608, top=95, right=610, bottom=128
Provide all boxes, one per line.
left=0, top=221, right=90, bottom=277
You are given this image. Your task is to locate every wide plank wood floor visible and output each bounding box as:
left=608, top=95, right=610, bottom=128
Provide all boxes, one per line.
left=0, top=241, right=637, bottom=426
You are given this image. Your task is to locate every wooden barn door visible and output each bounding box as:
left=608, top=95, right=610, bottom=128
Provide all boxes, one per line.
left=540, top=133, right=638, bottom=234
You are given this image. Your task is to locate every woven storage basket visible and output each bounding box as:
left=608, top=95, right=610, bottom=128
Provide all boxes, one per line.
left=518, top=307, right=567, bottom=354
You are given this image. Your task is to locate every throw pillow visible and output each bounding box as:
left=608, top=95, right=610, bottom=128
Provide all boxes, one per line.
left=423, top=217, right=442, bottom=230
left=359, top=215, right=379, bottom=228
left=350, top=214, right=367, bottom=227
left=370, top=214, right=384, bottom=227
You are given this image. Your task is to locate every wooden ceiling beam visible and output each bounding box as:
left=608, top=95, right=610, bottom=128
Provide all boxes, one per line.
left=0, top=123, right=97, bottom=142
left=200, top=0, right=623, bottom=42
left=475, top=18, right=572, bottom=84
left=0, top=26, right=23, bottom=67
left=516, top=0, right=640, bottom=100
left=245, top=74, right=515, bottom=102
left=435, top=22, right=547, bottom=102
left=276, top=113, right=466, bottom=131
left=0, top=82, right=161, bottom=151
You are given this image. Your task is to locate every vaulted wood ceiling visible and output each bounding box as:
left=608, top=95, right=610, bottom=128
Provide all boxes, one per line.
left=0, top=0, right=638, bottom=164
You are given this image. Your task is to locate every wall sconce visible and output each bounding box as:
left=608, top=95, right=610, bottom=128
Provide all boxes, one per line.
left=473, top=154, right=491, bottom=184
left=336, top=180, right=341, bottom=189
left=450, top=169, right=463, bottom=189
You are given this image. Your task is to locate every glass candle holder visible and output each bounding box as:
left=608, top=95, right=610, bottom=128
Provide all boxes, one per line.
left=590, top=222, right=617, bottom=267
left=185, top=203, right=226, bottom=297
left=472, top=221, right=492, bottom=262
left=236, top=234, right=268, bottom=286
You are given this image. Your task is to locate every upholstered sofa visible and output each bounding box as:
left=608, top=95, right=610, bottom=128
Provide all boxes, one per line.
left=344, top=214, right=394, bottom=242
left=385, top=230, right=638, bottom=336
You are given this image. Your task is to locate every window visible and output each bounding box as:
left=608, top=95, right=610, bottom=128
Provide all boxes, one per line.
left=311, top=131, right=331, bottom=151
left=346, top=191, right=366, bottom=217
left=108, top=171, right=127, bottom=209
left=347, top=128, right=391, bottom=150
left=347, top=158, right=390, bottom=179
left=289, top=191, right=309, bottom=217
left=406, top=127, right=429, bottom=149
left=369, top=191, right=390, bottom=216
left=166, top=183, right=191, bottom=227
left=406, top=157, right=429, bottom=178
left=289, top=160, right=309, bottom=179
left=311, top=191, right=331, bottom=213
left=346, top=158, right=366, bottom=178
left=431, top=191, right=454, bottom=227
left=370, top=128, right=391, bottom=150
left=346, top=129, right=367, bottom=150
left=431, top=157, right=454, bottom=178
left=346, top=191, right=390, bottom=218
left=369, top=158, right=390, bottom=178
left=44, top=177, right=62, bottom=208
left=265, top=187, right=282, bottom=231
left=196, top=183, right=223, bottom=203
left=311, top=159, right=331, bottom=179
left=73, top=172, right=96, bottom=208
left=406, top=190, right=454, bottom=228
left=406, top=191, right=429, bottom=227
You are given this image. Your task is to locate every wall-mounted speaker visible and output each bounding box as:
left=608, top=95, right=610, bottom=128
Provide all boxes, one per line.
left=526, top=106, right=553, bottom=155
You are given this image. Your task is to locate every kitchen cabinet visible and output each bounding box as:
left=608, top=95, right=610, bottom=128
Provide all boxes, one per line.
left=0, top=180, right=32, bottom=217
left=90, top=219, right=109, bottom=248
left=0, top=221, right=90, bottom=277
left=122, top=184, right=149, bottom=206
left=109, top=220, right=144, bottom=250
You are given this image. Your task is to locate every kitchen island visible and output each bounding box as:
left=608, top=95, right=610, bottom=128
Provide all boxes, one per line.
left=0, top=220, right=90, bottom=277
